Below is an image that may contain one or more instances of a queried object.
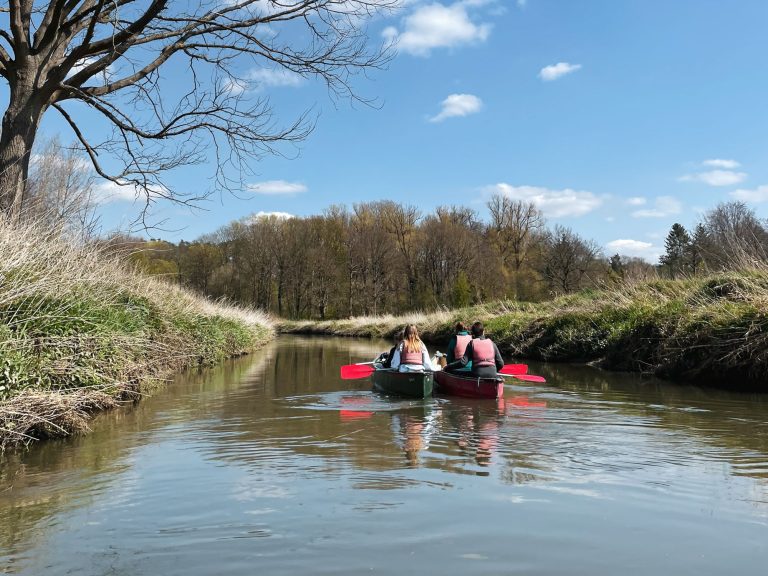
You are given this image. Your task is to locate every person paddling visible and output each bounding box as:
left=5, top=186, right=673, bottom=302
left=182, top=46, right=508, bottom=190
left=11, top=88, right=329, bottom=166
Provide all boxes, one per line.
left=376, top=330, right=404, bottom=368
left=445, top=321, right=504, bottom=378
left=446, top=321, right=472, bottom=364
left=390, top=324, right=433, bottom=372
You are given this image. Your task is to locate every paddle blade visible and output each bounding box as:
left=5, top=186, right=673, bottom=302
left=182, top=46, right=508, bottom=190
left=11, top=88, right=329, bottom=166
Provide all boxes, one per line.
left=340, top=364, right=375, bottom=380
left=510, top=373, right=546, bottom=383
left=500, top=364, right=528, bottom=375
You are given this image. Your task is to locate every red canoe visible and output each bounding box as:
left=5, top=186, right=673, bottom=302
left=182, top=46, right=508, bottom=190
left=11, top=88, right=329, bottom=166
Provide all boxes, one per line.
left=434, top=370, right=504, bottom=399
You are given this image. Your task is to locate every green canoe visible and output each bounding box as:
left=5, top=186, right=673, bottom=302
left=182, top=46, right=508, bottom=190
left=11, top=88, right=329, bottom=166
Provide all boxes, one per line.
left=371, top=369, right=434, bottom=398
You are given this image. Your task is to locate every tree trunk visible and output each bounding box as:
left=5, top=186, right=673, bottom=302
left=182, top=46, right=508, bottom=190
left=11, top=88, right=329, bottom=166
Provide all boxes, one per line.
left=0, top=78, right=45, bottom=222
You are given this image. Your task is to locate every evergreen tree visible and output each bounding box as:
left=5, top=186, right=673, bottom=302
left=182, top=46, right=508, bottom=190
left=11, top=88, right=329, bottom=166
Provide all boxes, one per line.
left=689, top=223, right=709, bottom=276
left=659, top=223, right=691, bottom=279
left=608, top=253, right=624, bottom=283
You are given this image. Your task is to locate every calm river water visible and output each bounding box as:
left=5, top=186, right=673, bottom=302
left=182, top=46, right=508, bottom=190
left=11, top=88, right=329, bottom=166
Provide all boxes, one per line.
left=1, top=335, right=767, bottom=575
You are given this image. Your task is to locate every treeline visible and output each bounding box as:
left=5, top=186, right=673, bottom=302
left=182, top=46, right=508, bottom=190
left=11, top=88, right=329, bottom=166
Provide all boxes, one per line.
left=116, top=196, right=631, bottom=319
left=115, top=198, right=768, bottom=320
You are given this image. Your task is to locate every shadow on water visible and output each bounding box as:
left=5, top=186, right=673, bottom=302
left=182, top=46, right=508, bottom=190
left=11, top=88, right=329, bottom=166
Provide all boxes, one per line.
left=1, top=335, right=767, bottom=576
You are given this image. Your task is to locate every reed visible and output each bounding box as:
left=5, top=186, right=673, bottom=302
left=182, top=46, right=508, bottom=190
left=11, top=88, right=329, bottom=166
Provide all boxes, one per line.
left=0, top=218, right=273, bottom=449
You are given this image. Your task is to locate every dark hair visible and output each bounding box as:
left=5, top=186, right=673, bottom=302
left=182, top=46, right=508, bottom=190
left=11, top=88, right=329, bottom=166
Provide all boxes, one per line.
left=471, top=321, right=484, bottom=338
left=394, top=330, right=404, bottom=343
left=455, top=321, right=467, bottom=333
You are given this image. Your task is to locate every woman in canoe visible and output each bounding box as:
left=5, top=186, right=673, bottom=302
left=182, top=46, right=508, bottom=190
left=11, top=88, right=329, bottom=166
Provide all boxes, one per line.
left=444, top=321, right=504, bottom=378
left=446, top=321, right=472, bottom=364
left=390, top=324, right=434, bottom=372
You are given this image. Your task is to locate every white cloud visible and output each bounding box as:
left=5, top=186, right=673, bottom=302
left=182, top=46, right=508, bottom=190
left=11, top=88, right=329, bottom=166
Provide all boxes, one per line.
left=429, top=93, right=482, bottom=122
left=679, top=159, right=747, bottom=186
left=702, top=158, right=740, bottom=169
left=250, top=211, right=295, bottom=220
left=246, top=180, right=307, bottom=195
left=485, top=183, right=603, bottom=218
left=730, top=185, right=768, bottom=203
left=605, top=239, right=660, bottom=261
left=93, top=181, right=145, bottom=203
left=538, top=62, right=582, bottom=81
left=632, top=196, right=682, bottom=218
left=248, top=67, right=303, bottom=88
left=387, top=2, right=492, bottom=57
left=626, top=196, right=646, bottom=206
left=679, top=170, right=747, bottom=187
left=68, top=56, right=115, bottom=81
left=223, top=77, right=248, bottom=95
left=517, top=0, right=527, bottom=7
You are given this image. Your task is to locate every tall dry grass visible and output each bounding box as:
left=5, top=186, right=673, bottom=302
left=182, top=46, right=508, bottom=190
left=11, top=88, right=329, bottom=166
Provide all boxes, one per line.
left=0, top=217, right=273, bottom=449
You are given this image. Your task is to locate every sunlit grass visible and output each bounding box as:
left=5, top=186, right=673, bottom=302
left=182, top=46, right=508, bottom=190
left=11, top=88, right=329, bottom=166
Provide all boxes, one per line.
left=0, top=217, right=273, bottom=448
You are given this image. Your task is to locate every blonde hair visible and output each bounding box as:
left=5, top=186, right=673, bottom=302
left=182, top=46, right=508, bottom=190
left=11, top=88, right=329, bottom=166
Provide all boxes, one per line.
left=402, top=324, right=423, bottom=353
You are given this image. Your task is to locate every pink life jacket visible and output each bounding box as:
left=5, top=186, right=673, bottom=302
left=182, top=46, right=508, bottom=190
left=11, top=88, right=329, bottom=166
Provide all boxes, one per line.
left=454, top=334, right=471, bottom=359
left=472, top=338, right=495, bottom=367
left=400, top=344, right=423, bottom=365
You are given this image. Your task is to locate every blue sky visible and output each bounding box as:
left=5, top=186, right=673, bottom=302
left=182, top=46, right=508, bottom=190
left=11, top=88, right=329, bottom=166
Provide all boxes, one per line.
left=31, top=0, right=768, bottom=261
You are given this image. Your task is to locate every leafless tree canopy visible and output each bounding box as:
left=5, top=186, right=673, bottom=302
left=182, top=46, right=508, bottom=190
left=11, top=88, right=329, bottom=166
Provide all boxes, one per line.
left=25, top=136, right=99, bottom=237
left=0, top=0, right=397, bottom=222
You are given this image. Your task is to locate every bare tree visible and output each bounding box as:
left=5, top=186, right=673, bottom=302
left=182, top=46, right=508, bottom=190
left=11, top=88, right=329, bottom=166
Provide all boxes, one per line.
left=25, top=135, right=99, bottom=236
left=0, top=0, right=397, bottom=222
left=540, top=225, right=602, bottom=294
left=701, top=201, right=768, bottom=268
left=380, top=201, right=420, bottom=307
left=487, top=194, right=544, bottom=271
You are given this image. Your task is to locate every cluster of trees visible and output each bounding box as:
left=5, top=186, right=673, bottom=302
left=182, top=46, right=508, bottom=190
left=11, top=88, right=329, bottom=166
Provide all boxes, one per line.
left=117, top=198, right=768, bottom=320
left=120, top=196, right=655, bottom=319
left=659, top=202, right=768, bottom=279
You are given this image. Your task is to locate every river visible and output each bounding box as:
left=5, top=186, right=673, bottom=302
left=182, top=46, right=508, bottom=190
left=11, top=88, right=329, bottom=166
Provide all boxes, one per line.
left=1, top=335, right=767, bottom=575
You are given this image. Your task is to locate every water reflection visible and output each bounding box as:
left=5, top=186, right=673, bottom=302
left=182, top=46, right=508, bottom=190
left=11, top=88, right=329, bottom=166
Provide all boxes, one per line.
left=1, top=336, right=767, bottom=576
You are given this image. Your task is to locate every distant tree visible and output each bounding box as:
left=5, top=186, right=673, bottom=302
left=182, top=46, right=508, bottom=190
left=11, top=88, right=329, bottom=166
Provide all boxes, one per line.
left=701, top=201, right=768, bottom=268
left=380, top=202, right=421, bottom=307
left=451, top=271, right=472, bottom=308
left=179, top=243, right=223, bottom=293
left=487, top=195, right=544, bottom=270
left=659, top=223, right=691, bottom=279
left=25, top=137, right=98, bottom=237
left=622, top=257, right=657, bottom=283
left=540, top=225, right=602, bottom=294
left=688, top=223, right=709, bottom=276
left=608, top=253, right=624, bottom=282
left=422, top=206, right=479, bottom=305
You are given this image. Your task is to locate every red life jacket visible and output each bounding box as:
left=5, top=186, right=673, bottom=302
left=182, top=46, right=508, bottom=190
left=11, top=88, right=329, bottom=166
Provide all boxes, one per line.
left=400, top=344, right=423, bottom=365
left=454, top=334, right=471, bottom=359
left=472, top=338, right=495, bottom=367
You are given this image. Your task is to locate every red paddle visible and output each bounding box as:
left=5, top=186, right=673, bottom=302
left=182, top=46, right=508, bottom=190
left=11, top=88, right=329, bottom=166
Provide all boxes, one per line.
left=340, top=364, right=377, bottom=379
left=340, top=362, right=531, bottom=380
left=500, top=364, right=528, bottom=375
left=500, top=372, right=546, bottom=383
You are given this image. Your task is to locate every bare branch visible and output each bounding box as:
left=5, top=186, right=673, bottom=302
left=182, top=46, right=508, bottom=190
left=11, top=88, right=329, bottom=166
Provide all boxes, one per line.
left=0, top=0, right=398, bottom=224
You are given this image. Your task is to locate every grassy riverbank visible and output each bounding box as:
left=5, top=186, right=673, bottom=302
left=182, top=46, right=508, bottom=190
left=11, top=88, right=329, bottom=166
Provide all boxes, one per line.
left=279, top=270, right=768, bottom=390
left=0, top=221, right=273, bottom=449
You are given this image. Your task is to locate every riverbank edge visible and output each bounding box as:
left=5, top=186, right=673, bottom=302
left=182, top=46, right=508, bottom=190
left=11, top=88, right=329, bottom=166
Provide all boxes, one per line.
left=277, top=270, right=768, bottom=391
left=0, top=320, right=274, bottom=451
left=0, top=222, right=276, bottom=450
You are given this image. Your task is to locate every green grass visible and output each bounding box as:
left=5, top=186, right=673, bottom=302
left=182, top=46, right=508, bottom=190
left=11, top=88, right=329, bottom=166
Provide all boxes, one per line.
left=0, top=220, right=273, bottom=448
